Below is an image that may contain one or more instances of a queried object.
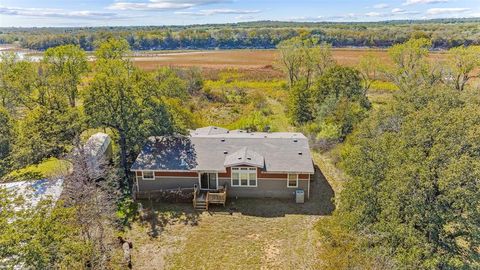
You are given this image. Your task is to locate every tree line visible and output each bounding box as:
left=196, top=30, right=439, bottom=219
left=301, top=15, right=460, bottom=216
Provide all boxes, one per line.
left=1, top=19, right=480, bottom=51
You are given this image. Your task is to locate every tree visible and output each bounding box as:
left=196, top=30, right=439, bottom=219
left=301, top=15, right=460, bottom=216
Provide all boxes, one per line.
left=0, top=187, right=90, bottom=268
left=277, top=37, right=303, bottom=87
left=176, top=67, right=204, bottom=95
left=84, top=57, right=139, bottom=189
left=12, top=106, right=83, bottom=167
left=43, top=45, right=88, bottom=107
left=311, top=66, right=370, bottom=140
left=152, top=67, right=188, bottom=99
left=95, top=38, right=130, bottom=60
left=288, top=80, right=313, bottom=125
left=277, top=37, right=335, bottom=88
left=385, top=38, right=439, bottom=91
left=444, top=45, right=480, bottom=91
left=63, top=143, right=121, bottom=268
left=332, top=85, right=480, bottom=269
left=0, top=52, right=39, bottom=112
left=0, top=106, right=13, bottom=177
left=84, top=38, right=175, bottom=190
left=357, top=53, right=380, bottom=94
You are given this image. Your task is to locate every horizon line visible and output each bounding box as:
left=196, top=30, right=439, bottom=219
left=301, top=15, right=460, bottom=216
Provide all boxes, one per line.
left=1, top=17, right=479, bottom=29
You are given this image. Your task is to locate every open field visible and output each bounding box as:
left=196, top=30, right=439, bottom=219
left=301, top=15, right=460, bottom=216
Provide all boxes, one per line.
left=131, top=48, right=448, bottom=71
left=124, top=162, right=338, bottom=270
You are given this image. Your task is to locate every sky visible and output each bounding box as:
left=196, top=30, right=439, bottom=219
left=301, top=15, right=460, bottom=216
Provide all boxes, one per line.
left=0, top=0, right=479, bottom=27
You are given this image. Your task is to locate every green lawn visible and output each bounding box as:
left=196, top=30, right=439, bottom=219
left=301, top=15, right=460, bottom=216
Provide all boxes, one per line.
left=124, top=163, right=337, bottom=269
left=3, top=157, right=71, bottom=182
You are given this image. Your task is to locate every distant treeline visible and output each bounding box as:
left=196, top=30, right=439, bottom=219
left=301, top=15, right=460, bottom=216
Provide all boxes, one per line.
left=1, top=19, right=480, bottom=51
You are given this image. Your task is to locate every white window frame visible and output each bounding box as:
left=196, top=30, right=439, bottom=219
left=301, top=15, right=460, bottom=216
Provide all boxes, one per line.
left=142, top=171, right=155, bottom=180
left=231, top=167, right=257, bottom=187
left=287, top=173, right=298, bottom=188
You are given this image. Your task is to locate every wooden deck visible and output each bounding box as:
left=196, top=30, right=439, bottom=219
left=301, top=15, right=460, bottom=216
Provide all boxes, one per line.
left=193, top=185, right=227, bottom=211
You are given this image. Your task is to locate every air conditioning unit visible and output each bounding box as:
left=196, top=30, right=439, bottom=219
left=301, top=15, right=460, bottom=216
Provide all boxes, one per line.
left=295, top=189, right=304, bottom=204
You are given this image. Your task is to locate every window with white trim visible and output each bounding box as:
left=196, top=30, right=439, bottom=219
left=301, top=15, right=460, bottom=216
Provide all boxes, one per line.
left=231, top=167, right=257, bottom=187
left=287, top=173, right=298, bottom=188
left=142, top=171, right=155, bottom=180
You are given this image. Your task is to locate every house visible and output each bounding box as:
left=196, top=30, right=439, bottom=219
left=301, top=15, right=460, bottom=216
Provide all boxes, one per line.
left=131, top=126, right=315, bottom=202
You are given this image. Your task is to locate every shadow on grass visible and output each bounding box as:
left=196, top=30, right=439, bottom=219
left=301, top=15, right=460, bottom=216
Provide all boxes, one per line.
left=218, top=164, right=335, bottom=217
left=138, top=200, right=200, bottom=238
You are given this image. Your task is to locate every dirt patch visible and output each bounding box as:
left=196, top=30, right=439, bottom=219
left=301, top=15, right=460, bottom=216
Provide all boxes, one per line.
left=262, top=241, right=282, bottom=269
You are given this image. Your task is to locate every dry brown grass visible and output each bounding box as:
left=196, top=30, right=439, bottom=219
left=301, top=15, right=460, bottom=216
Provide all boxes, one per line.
left=132, top=48, right=448, bottom=72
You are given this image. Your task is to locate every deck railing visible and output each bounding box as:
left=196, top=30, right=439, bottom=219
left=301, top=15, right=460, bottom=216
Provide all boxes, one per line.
left=207, top=187, right=227, bottom=206
left=193, top=185, right=199, bottom=208
left=193, top=185, right=227, bottom=210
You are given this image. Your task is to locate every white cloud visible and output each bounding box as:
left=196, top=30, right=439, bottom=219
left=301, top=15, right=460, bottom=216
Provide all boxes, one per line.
left=373, top=3, right=389, bottom=9
left=108, top=0, right=230, bottom=11
left=426, top=7, right=470, bottom=15
left=403, top=0, right=448, bottom=6
left=0, top=6, right=119, bottom=19
left=365, top=12, right=382, bottom=17
left=391, top=8, right=420, bottom=15
left=175, top=8, right=260, bottom=16
left=287, top=16, right=324, bottom=21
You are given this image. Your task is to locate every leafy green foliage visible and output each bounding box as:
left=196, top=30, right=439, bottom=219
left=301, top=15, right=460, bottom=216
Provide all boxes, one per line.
left=336, top=86, right=480, bottom=269
left=319, top=40, right=480, bottom=269
left=12, top=106, right=83, bottom=168
left=43, top=44, right=88, bottom=107
left=0, top=107, right=13, bottom=177
left=384, top=38, right=439, bottom=91
left=444, top=45, right=480, bottom=91
left=0, top=189, right=90, bottom=268
left=288, top=80, right=313, bottom=125
left=84, top=39, right=177, bottom=189
left=0, top=52, right=39, bottom=111
left=277, top=37, right=335, bottom=87
left=289, top=66, right=370, bottom=148
left=4, top=158, right=71, bottom=182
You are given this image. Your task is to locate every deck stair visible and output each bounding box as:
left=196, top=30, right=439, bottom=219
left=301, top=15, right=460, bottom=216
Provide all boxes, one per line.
left=193, top=185, right=227, bottom=211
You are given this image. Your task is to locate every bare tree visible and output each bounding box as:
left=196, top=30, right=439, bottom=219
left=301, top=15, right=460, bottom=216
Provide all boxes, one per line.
left=63, top=140, right=122, bottom=269
left=357, top=53, right=380, bottom=94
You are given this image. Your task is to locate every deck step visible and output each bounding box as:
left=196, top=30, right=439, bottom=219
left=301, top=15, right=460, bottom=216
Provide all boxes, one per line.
left=194, top=200, right=207, bottom=210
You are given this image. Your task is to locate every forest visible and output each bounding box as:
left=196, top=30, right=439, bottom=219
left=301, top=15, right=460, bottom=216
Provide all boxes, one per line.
left=0, top=33, right=479, bottom=268
left=1, top=18, right=480, bottom=51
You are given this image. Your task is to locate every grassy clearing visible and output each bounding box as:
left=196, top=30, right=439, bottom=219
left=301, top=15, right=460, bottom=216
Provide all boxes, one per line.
left=125, top=164, right=335, bottom=269
left=4, top=157, right=71, bottom=182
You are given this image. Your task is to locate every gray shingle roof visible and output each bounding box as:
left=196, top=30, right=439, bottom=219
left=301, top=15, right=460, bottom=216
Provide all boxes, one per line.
left=224, top=147, right=264, bottom=168
left=131, top=127, right=314, bottom=173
